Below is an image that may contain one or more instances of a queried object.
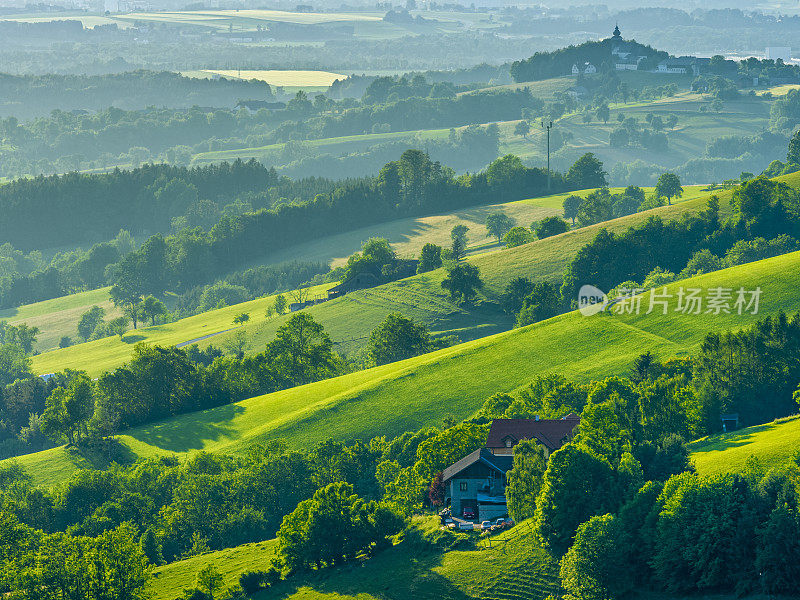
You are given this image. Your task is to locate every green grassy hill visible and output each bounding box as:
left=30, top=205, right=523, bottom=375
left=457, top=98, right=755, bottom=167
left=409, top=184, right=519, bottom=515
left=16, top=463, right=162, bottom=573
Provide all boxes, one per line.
left=203, top=180, right=724, bottom=357
left=30, top=283, right=334, bottom=377
left=237, top=184, right=708, bottom=270
left=15, top=250, right=800, bottom=486
left=146, top=517, right=559, bottom=600
left=148, top=540, right=278, bottom=600
left=27, top=184, right=708, bottom=374
left=502, top=92, right=772, bottom=176
left=690, top=415, right=800, bottom=476
left=0, top=287, right=121, bottom=354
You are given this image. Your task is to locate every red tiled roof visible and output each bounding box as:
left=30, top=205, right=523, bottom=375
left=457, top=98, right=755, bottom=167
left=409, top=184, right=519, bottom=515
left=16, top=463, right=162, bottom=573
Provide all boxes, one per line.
left=486, top=416, right=580, bottom=452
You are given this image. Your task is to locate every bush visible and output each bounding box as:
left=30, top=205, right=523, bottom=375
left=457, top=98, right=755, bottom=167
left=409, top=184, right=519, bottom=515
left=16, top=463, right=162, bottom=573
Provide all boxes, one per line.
left=239, top=570, right=269, bottom=594
left=180, top=590, right=212, bottom=600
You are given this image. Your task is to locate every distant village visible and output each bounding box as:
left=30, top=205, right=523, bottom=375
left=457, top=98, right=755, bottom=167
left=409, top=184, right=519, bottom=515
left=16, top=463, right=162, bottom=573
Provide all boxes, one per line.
left=569, top=24, right=795, bottom=94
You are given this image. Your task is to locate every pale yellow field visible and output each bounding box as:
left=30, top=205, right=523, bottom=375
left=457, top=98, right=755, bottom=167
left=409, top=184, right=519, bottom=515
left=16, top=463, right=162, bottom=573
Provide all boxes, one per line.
left=201, top=69, right=347, bottom=86
left=122, top=12, right=228, bottom=22
left=758, top=83, right=800, bottom=96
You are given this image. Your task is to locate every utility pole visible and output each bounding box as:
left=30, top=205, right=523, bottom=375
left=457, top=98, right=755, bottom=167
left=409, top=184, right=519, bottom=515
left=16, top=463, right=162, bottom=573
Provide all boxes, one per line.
left=542, top=120, right=554, bottom=191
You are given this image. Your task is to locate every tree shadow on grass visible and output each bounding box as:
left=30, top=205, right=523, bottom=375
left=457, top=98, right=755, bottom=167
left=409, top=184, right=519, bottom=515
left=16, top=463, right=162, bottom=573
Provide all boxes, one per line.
left=261, top=533, right=476, bottom=600
left=429, top=302, right=515, bottom=343
left=66, top=437, right=139, bottom=470
left=127, top=403, right=246, bottom=453
left=121, top=334, right=147, bottom=344
left=689, top=422, right=775, bottom=454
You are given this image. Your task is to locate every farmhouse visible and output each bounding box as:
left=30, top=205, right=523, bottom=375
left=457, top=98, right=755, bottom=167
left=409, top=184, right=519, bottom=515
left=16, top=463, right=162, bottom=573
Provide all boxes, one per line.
left=443, top=415, right=580, bottom=521
left=571, top=62, right=596, bottom=75
left=486, top=414, right=580, bottom=456
left=657, top=56, right=708, bottom=76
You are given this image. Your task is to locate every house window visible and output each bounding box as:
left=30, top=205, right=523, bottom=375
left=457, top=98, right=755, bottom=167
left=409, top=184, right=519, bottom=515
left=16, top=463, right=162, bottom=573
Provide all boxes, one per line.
left=459, top=482, right=468, bottom=492
left=504, top=437, right=514, bottom=448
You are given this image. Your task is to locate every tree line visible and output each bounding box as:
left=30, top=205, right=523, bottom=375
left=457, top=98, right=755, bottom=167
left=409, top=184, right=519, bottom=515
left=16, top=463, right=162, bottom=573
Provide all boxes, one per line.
left=0, top=310, right=457, bottom=459
left=0, top=71, right=272, bottom=121
left=102, top=150, right=592, bottom=305
left=1, top=147, right=606, bottom=309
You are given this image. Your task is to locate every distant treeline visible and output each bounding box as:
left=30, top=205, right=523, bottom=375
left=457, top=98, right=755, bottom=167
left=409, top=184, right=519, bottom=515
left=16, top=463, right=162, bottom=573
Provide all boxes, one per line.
left=0, top=71, right=272, bottom=120
left=0, top=149, right=590, bottom=308
left=0, top=78, right=542, bottom=180
left=287, top=87, right=544, bottom=140
left=0, top=160, right=338, bottom=251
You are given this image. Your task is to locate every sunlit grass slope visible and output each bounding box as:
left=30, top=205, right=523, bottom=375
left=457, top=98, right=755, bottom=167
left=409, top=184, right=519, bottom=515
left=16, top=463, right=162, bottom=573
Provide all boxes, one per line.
left=146, top=518, right=558, bottom=600
left=28, top=182, right=710, bottom=372
left=0, top=287, right=119, bottom=353
left=244, top=184, right=708, bottom=269
left=147, top=540, right=278, bottom=600
left=15, top=251, right=800, bottom=486
left=208, top=181, right=729, bottom=356
left=30, top=283, right=334, bottom=377
left=690, top=416, right=800, bottom=476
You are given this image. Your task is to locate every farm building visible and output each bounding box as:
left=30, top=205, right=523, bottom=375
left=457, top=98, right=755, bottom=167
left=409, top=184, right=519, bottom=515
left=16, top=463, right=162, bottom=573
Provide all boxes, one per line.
left=443, top=415, right=581, bottom=521
left=486, top=415, right=580, bottom=456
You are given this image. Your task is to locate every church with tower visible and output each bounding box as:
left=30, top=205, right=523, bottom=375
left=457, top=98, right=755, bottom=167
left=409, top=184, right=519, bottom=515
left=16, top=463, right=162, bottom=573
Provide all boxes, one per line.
left=609, top=24, right=648, bottom=71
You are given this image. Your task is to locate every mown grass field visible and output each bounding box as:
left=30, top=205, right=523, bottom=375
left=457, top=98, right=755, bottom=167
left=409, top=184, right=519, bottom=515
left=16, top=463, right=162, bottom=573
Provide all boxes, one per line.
left=0, top=287, right=120, bottom=353
left=15, top=249, right=800, bottom=486
left=30, top=283, right=334, bottom=377
left=690, top=415, right=800, bottom=476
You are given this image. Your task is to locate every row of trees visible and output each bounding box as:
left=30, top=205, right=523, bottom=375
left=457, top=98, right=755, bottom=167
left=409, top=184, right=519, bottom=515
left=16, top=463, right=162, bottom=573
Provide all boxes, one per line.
left=2, top=150, right=605, bottom=309
left=104, top=151, right=601, bottom=305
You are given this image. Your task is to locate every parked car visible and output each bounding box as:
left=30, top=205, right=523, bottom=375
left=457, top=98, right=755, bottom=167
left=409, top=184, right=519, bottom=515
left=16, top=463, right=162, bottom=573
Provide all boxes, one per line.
left=494, top=518, right=507, bottom=528
left=462, top=506, right=476, bottom=519
left=457, top=522, right=474, bottom=531
left=480, top=520, right=492, bottom=531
